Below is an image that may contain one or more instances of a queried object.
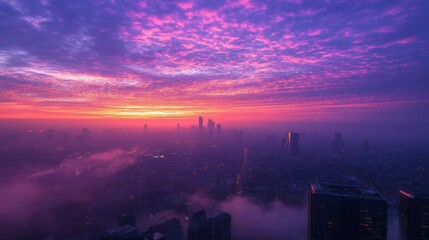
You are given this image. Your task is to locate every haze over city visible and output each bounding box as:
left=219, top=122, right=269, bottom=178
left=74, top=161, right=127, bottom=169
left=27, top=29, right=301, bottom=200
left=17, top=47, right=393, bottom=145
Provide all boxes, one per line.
left=0, top=0, right=428, bottom=240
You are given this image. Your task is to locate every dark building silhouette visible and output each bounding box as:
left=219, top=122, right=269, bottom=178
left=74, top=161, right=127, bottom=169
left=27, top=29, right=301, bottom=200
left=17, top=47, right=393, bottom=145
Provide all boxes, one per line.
left=187, top=210, right=231, bottom=240
left=118, top=214, right=136, bottom=227
left=332, top=133, right=345, bottom=154
left=199, top=116, right=203, bottom=131
left=188, top=210, right=209, bottom=240
left=94, top=225, right=138, bottom=240
left=288, top=132, right=300, bottom=156
left=400, top=190, right=429, bottom=240
left=216, top=124, right=222, bottom=132
left=94, top=214, right=138, bottom=240
left=209, top=212, right=231, bottom=240
left=143, top=218, right=183, bottom=240
left=308, top=183, right=387, bottom=240
left=207, top=119, right=215, bottom=139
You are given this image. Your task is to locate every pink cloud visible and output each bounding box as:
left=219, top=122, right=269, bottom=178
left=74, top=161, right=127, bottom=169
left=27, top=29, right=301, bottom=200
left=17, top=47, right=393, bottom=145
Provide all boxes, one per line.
left=177, top=2, right=193, bottom=10
left=376, top=26, right=396, bottom=33
left=395, top=36, right=417, bottom=45
left=308, top=28, right=322, bottom=36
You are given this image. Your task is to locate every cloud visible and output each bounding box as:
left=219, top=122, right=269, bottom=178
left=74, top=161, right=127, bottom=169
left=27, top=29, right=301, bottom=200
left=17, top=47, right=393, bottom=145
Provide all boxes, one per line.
left=0, top=148, right=141, bottom=225
left=188, top=192, right=307, bottom=239
left=31, top=148, right=139, bottom=178
left=0, top=0, right=428, bottom=121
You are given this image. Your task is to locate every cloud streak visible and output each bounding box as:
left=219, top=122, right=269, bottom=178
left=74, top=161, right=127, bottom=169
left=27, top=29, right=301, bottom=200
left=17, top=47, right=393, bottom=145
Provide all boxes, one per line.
left=0, top=0, right=428, bottom=121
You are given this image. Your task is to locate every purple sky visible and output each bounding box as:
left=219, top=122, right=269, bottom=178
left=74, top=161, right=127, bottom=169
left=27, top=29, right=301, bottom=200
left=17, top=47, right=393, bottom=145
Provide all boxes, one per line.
left=0, top=0, right=428, bottom=122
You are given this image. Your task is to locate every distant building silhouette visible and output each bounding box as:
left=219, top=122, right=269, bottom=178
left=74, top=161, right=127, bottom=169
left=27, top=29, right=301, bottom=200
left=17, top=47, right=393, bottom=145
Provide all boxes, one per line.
left=207, top=119, right=215, bottom=139
left=93, top=214, right=137, bottom=240
left=288, top=132, right=300, bottom=156
left=94, top=225, right=138, bottom=240
left=199, top=116, right=203, bottom=132
left=216, top=124, right=222, bottom=132
left=308, top=183, right=387, bottom=240
left=400, top=190, right=429, bottom=240
left=332, top=133, right=345, bottom=154
left=187, top=210, right=231, bottom=240
left=143, top=218, right=183, bottom=240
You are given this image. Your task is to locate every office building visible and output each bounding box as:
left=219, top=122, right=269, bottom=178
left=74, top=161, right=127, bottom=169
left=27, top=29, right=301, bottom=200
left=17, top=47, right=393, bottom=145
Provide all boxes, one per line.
left=216, top=124, right=222, bottom=132
left=143, top=218, right=183, bottom=240
left=308, top=183, right=387, bottom=240
left=95, top=225, right=139, bottom=240
left=288, top=132, right=300, bottom=156
left=332, top=133, right=345, bottom=154
left=187, top=210, right=231, bottom=240
left=199, top=116, right=203, bottom=131
left=188, top=210, right=209, bottom=240
left=400, top=190, right=429, bottom=240
left=209, top=212, right=231, bottom=240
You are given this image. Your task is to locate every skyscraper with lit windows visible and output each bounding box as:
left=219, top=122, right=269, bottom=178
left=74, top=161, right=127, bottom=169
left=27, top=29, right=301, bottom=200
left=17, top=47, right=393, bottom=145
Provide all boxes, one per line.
left=308, top=183, right=387, bottom=240
left=400, top=189, right=429, bottom=240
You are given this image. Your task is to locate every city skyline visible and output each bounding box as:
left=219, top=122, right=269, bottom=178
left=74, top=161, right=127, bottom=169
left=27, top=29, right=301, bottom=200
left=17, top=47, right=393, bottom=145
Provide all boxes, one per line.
left=1, top=0, right=428, bottom=124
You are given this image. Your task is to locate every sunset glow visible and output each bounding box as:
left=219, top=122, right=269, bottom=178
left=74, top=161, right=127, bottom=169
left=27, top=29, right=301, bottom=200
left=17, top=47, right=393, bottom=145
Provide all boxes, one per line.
left=1, top=0, right=428, bottom=123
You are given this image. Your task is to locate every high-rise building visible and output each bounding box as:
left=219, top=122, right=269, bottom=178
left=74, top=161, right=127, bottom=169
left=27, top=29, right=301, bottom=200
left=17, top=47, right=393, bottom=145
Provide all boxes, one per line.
left=288, top=132, right=300, bottom=156
left=187, top=211, right=231, bottom=240
left=332, top=133, right=345, bottom=154
left=209, top=213, right=231, bottom=240
left=199, top=116, right=203, bottom=131
left=95, top=225, right=139, bottom=240
left=216, top=124, right=222, bottom=132
left=399, top=190, right=429, bottom=240
left=308, top=183, right=387, bottom=240
left=82, top=128, right=91, bottom=139
left=207, top=119, right=215, bottom=139
left=143, top=218, right=183, bottom=240
left=188, top=210, right=209, bottom=240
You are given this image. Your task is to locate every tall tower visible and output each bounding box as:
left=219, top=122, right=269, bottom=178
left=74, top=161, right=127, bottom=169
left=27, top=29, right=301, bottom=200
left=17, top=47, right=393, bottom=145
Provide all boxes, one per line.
left=288, top=132, right=300, bottom=156
left=400, top=190, right=429, bottom=240
left=209, top=213, right=231, bottom=240
left=143, top=218, right=183, bottom=240
left=199, top=116, right=203, bottom=132
left=308, top=183, right=387, bottom=240
left=332, top=133, right=345, bottom=154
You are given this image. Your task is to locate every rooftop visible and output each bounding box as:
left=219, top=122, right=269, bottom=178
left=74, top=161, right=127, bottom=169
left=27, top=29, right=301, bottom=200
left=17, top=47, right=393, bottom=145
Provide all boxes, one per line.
left=400, top=189, right=429, bottom=199
left=311, top=183, right=385, bottom=200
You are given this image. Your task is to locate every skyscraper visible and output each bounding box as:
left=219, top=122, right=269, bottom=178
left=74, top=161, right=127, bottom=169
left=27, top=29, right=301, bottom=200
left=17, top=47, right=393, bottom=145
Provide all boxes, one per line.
left=288, top=132, right=300, bottom=156
left=308, top=183, right=387, bottom=240
left=199, top=116, right=203, bottom=131
left=209, top=213, right=231, bottom=240
left=207, top=119, right=215, bottom=139
left=332, top=133, right=345, bottom=154
left=143, top=218, right=183, bottom=240
left=400, top=190, right=429, bottom=240
left=187, top=210, right=231, bottom=240
left=188, top=210, right=209, bottom=240
left=216, top=123, right=222, bottom=132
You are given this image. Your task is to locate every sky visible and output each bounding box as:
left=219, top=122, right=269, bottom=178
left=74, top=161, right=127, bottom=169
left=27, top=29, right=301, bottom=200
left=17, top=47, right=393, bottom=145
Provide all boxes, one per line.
left=0, top=0, right=428, bottom=124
